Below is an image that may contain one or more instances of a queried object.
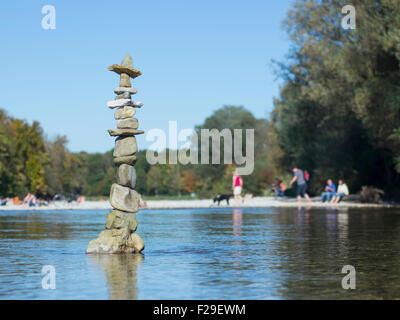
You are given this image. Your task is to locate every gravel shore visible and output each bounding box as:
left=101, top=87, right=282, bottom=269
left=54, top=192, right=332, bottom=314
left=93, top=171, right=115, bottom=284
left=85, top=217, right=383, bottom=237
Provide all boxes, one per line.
left=0, top=197, right=397, bottom=211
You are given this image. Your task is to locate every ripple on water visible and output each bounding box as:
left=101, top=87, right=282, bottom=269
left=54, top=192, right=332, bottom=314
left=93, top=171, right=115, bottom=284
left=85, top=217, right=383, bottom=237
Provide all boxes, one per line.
left=0, top=207, right=400, bottom=299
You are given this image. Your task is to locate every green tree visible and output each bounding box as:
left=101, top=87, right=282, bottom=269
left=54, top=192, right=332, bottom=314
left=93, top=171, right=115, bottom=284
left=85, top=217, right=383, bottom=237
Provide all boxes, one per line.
left=193, top=105, right=275, bottom=196
left=273, top=0, right=400, bottom=196
left=146, top=166, right=162, bottom=196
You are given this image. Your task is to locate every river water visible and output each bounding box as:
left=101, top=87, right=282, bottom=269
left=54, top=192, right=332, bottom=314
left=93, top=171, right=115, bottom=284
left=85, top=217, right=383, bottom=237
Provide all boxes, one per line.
left=0, top=207, right=399, bottom=299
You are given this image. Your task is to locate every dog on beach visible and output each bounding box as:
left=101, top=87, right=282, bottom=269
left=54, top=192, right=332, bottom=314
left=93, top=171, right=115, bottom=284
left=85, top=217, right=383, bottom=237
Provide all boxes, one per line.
left=213, top=194, right=232, bottom=206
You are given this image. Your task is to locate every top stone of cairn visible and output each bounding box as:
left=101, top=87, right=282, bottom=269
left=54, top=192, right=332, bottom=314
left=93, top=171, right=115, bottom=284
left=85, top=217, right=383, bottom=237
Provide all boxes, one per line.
left=108, top=54, right=142, bottom=80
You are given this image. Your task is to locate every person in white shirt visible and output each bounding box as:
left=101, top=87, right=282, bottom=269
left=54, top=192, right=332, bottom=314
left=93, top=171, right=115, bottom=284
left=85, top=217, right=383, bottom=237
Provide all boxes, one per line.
left=331, top=180, right=349, bottom=203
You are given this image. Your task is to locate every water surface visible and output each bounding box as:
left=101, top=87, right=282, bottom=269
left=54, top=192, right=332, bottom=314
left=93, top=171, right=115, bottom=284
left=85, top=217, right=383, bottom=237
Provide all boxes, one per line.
left=0, top=207, right=400, bottom=299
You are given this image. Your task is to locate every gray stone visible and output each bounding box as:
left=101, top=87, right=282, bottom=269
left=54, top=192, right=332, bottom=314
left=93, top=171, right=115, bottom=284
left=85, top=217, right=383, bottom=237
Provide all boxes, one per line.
left=109, top=183, right=139, bottom=212
left=114, top=106, right=136, bottom=120
left=116, top=92, right=131, bottom=100
left=127, top=233, right=145, bottom=253
left=108, top=54, right=141, bottom=80
left=117, top=118, right=138, bottom=129
left=114, top=87, right=137, bottom=95
left=113, top=136, right=137, bottom=157
left=105, top=209, right=138, bottom=232
left=107, top=99, right=132, bottom=109
left=120, top=73, right=131, bottom=87
left=116, top=164, right=136, bottom=188
left=86, top=229, right=144, bottom=254
left=121, top=54, right=133, bottom=68
left=132, top=101, right=144, bottom=108
left=108, top=129, right=144, bottom=136
left=114, top=155, right=137, bottom=166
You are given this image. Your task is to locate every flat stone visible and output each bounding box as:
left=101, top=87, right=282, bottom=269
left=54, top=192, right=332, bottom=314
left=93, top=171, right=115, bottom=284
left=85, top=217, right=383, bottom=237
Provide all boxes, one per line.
left=117, top=118, right=138, bottom=129
left=114, top=106, right=136, bottom=120
left=114, top=155, right=137, bottom=166
left=105, top=209, right=138, bottom=232
left=132, top=101, right=144, bottom=108
left=108, top=65, right=142, bottom=79
left=109, top=183, right=139, bottom=212
left=108, top=129, right=144, bottom=136
left=113, top=136, right=137, bottom=157
left=114, top=87, right=137, bottom=95
left=116, top=164, right=136, bottom=188
left=116, top=92, right=131, bottom=100
left=107, top=99, right=133, bottom=109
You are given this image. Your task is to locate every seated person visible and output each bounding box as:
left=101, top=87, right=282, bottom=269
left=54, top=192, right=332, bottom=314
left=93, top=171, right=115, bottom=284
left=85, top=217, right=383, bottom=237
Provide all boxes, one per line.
left=271, top=181, right=282, bottom=199
left=1, top=197, right=9, bottom=206
left=321, top=179, right=336, bottom=202
left=271, top=183, right=278, bottom=197
left=274, top=180, right=286, bottom=199
left=331, top=180, right=349, bottom=203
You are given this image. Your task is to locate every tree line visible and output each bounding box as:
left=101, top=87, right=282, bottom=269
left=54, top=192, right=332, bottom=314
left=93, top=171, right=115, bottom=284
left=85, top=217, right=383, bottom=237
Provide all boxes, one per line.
left=0, top=106, right=277, bottom=199
left=1, top=0, right=400, bottom=200
left=269, top=0, right=400, bottom=199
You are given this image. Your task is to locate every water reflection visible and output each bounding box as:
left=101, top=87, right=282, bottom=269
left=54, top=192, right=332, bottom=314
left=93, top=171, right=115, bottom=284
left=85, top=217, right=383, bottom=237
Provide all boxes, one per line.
left=232, top=208, right=243, bottom=270
left=87, top=254, right=143, bottom=300
left=232, top=208, right=243, bottom=237
left=0, top=212, right=73, bottom=240
left=1, top=208, right=400, bottom=299
left=337, top=211, right=348, bottom=240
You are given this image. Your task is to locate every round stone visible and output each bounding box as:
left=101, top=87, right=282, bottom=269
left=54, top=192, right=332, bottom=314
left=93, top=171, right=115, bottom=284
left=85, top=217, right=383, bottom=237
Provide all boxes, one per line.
left=128, top=233, right=145, bottom=253
left=109, top=183, right=139, bottom=212
left=113, top=136, right=137, bottom=157
left=116, top=164, right=136, bottom=189
left=114, top=155, right=137, bottom=166
left=105, top=209, right=138, bottom=232
left=114, top=106, right=136, bottom=120
left=117, top=118, right=138, bottom=129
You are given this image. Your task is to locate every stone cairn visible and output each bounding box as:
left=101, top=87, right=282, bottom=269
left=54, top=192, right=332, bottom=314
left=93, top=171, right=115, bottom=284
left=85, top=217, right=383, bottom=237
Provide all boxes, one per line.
left=86, top=54, right=145, bottom=254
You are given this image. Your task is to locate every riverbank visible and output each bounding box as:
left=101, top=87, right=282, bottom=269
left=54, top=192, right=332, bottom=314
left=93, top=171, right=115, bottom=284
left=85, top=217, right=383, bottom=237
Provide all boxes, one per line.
left=0, top=197, right=398, bottom=211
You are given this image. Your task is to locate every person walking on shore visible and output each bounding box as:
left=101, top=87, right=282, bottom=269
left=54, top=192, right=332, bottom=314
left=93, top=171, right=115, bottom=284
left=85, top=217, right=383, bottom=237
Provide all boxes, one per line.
left=232, top=170, right=243, bottom=206
left=289, top=167, right=311, bottom=206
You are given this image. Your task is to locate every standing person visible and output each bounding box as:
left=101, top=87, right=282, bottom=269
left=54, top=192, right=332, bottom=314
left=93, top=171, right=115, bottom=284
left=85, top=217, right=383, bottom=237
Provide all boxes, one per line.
left=289, top=167, right=311, bottom=206
left=232, top=170, right=243, bottom=206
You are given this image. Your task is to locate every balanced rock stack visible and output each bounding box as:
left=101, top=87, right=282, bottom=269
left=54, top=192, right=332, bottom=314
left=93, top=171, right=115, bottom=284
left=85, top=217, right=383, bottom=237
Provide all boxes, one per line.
left=86, top=54, right=145, bottom=254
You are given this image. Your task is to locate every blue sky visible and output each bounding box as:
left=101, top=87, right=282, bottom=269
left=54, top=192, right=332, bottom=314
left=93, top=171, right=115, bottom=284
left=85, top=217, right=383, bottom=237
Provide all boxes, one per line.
left=0, top=0, right=292, bottom=153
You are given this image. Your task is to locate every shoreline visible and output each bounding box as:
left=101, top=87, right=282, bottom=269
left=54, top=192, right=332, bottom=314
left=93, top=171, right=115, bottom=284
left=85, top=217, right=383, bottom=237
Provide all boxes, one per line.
left=0, top=197, right=398, bottom=211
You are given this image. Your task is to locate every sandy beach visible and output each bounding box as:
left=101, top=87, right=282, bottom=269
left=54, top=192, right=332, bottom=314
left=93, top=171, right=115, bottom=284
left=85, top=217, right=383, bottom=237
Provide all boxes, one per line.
left=0, top=197, right=397, bottom=211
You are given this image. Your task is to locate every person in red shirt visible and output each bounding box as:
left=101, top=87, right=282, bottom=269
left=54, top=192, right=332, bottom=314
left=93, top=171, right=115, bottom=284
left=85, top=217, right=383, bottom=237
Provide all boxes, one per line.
left=232, top=170, right=243, bottom=206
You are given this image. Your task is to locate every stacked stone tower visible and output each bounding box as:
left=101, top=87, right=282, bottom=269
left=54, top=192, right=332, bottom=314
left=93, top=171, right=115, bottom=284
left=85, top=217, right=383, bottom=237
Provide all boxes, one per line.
left=86, top=54, right=145, bottom=254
